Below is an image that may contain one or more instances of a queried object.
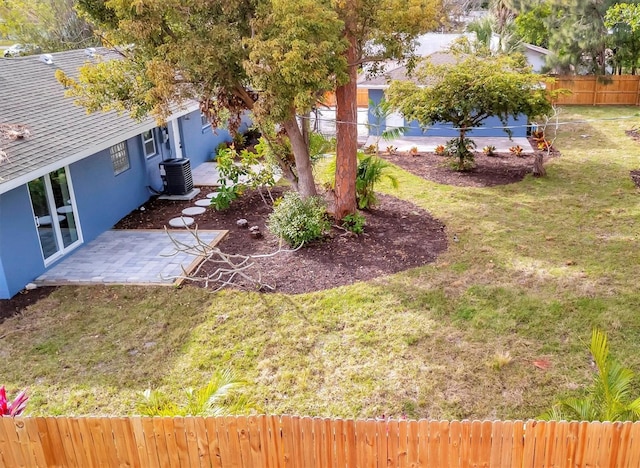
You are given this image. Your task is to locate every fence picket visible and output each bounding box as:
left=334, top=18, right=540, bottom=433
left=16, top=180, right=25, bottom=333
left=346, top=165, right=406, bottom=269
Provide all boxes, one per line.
left=0, top=418, right=23, bottom=467
left=406, top=419, right=419, bottom=467
left=624, top=422, right=640, bottom=467
left=204, top=415, right=222, bottom=468
left=182, top=417, right=202, bottom=468
left=246, top=415, right=264, bottom=467
left=49, top=417, right=76, bottom=467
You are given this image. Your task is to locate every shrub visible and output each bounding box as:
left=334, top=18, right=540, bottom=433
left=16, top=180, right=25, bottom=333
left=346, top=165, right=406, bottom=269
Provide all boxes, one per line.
left=0, top=386, right=28, bottom=416
left=136, top=370, right=252, bottom=417
left=434, top=144, right=447, bottom=156
left=509, top=145, right=524, bottom=156
left=409, top=146, right=419, bottom=156
left=342, top=212, right=366, bottom=234
left=211, top=142, right=276, bottom=210
left=445, top=137, right=476, bottom=171
left=356, top=154, right=399, bottom=210
left=482, top=145, right=496, bottom=156
left=541, top=329, right=640, bottom=422
left=268, top=192, right=330, bottom=246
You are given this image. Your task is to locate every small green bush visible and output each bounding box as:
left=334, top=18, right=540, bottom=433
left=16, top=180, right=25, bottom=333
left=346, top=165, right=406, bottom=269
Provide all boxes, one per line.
left=342, top=212, right=366, bottom=234
left=268, top=192, right=330, bottom=247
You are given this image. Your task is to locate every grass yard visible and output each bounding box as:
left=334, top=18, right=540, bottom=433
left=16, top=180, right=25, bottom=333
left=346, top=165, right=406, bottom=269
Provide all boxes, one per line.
left=1, top=106, right=639, bottom=419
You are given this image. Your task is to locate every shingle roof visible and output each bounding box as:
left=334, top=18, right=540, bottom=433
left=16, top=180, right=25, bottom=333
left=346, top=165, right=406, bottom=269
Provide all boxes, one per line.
left=0, top=47, right=156, bottom=194
left=357, top=52, right=459, bottom=88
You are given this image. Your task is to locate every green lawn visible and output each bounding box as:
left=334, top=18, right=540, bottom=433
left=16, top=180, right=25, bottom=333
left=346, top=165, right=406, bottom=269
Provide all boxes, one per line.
left=1, top=106, right=639, bottom=419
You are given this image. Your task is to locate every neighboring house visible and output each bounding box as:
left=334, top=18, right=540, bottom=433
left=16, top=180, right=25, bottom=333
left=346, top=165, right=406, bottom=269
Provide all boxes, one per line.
left=359, top=51, right=529, bottom=139
left=0, top=48, right=231, bottom=299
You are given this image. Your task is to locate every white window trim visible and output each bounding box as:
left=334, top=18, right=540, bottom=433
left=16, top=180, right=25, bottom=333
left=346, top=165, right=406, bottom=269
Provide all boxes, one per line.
left=141, top=130, right=157, bottom=158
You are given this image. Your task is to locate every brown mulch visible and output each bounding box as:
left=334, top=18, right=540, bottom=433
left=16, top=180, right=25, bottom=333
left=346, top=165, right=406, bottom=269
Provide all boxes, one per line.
left=2, top=144, right=560, bottom=317
left=382, top=145, right=558, bottom=187
left=112, top=186, right=448, bottom=295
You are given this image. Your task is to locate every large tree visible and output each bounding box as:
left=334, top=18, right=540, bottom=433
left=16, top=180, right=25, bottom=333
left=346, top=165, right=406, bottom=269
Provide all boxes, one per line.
left=64, top=0, right=440, bottom=217
left=387, top=54, right=554, bottom=169
left=0, top=0, right=98, bottom=51
left=331, top=0, right=441, bottom=218
left=64, top=0, right=348, bottom=199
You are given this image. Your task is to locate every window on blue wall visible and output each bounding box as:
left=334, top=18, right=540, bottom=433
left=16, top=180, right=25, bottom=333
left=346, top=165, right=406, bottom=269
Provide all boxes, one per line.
left=201, top=113, right=210, bottom=128
left=110, top=142, right=130, bottom=175
left=141, top=129, right=157, bottom=158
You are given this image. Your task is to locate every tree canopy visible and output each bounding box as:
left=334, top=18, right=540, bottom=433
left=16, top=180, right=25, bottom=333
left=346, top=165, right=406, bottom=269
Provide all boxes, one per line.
left=61, top=0, right=441, bottom=218
left=0, top=0, right=98, bottom=52
left=387, top=54, right=554, bottom=169
left=61, top=0, right=351, bottom=199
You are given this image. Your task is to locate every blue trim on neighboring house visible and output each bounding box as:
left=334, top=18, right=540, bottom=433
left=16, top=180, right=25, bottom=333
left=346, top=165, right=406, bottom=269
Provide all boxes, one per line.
left=179, top=110, right=232, bottom=167
left=367, top=89, right=528, bottom=138
left=0, top=185, right=44, bottom=298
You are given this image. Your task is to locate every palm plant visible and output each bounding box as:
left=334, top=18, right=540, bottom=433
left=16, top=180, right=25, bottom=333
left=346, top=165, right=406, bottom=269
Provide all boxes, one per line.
left=136, top=369, right=252, bottom=417
left=541, top=329, right=640, bottom=422
left=355, top=154, right=399, bottom=210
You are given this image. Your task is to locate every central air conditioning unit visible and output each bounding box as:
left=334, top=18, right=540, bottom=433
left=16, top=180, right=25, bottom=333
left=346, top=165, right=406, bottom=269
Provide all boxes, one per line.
left=159, top=158, right=194, bottom=195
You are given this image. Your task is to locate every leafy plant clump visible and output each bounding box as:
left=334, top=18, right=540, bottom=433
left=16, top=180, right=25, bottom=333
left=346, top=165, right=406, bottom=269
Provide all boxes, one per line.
left=341, top=212, right=366, bottom=234
left=482, top=145, right=496, bottom=156
left=0, top=386, right=28, bottom=416
left=434, top=144, right=446, bottom=156
left=268, top=192, right=330, bottom=247
left=356, top=154, right=399, bottom=209
left=211, top=140, right=276, bottom=210
left=509, top=145, right=524, bottom=157
left=445, top=137, right=476, bottom=171
left=541, top=329, right=640, bottom=422
left=136, top=370, right=252, bottom=417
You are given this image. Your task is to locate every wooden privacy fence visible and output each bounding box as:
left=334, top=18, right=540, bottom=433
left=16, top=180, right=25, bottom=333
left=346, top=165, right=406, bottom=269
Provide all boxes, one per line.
left=547, top=75, right=640, bottom=106
left=1, top=416, right=640, bottom=467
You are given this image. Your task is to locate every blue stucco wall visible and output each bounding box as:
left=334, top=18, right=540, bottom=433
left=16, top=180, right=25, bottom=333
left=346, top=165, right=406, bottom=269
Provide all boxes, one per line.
left=0, top=118, right=226, bottom=298
left=179, top=110, right=232, bottom=167
left=368, top=89, right=528, bottom=138
left=70, top=136, right=151, bottom=243
left=142, top=126, right=173, bottom=193
left=0, top=185, right=44, bottom=298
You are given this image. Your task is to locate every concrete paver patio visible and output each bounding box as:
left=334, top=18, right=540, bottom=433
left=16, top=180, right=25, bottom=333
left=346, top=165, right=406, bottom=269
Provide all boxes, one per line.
left=35, top=229, right=226, bottom=287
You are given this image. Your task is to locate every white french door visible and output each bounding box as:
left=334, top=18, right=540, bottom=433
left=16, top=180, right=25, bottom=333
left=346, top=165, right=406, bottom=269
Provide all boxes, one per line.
left=27, top=167, right=82, bottom=264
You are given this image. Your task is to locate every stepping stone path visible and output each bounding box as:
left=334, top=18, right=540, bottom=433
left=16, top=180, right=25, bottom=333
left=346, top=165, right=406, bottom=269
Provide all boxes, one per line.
left=169, top=194, right=215, bottom=227
left=168, top=216, right=195, bottom=227
left=182, top=206, right=206, bottom=216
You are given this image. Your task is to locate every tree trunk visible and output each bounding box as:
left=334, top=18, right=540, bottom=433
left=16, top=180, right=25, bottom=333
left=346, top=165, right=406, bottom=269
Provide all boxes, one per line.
left=283, top=117, right=317, bottom=198
left=458, top=127, right=466, bottom=169
left=532, top=152, right=546, bottom=177
left=333, top=22, right=358, bottom=219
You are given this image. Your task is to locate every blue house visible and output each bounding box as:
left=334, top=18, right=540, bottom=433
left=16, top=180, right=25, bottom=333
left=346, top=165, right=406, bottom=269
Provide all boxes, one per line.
left=0, top=48, right=231, bottom=299
left=358, top=52, right=528, bottom=140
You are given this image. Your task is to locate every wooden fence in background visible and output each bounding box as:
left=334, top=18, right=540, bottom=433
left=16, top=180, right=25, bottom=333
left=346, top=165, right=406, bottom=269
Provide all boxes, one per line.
left=2, top=416, right=640, bottom=467
left=546, top=75, right=640, bottom=106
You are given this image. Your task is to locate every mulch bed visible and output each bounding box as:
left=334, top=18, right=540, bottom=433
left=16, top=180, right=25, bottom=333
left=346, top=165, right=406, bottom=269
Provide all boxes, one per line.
left=1, top=144, right=560, bottom=318
left=382, top=151, right=539, bottom=187
left=112, top=186, right=448, bottom=295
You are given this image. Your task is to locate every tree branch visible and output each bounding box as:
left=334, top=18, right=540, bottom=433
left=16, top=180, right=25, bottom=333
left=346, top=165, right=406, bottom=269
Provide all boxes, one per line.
left=161, top=224, right=302, bottom=292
